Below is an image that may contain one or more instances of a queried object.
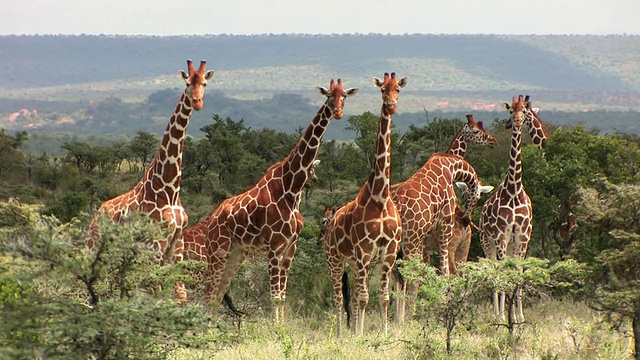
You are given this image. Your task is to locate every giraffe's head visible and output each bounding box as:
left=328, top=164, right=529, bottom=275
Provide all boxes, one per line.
left=317, top=205, right=339, bottom=245
left=463, top=114, right=499, bottom=148
left=373, top=73, right=408, bottom=115
left=179, top=59, right=215, bottom=111
left=455, top=179, right=494, bottom=226
left=316, top=79, right=359, bottom=120
left=505, top=95, right=549, bottom=149
left=503, top=95, right=528, bottom=128
left=455, top=179, right=494, bottom=200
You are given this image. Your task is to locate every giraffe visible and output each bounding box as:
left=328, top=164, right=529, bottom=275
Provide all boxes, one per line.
left=185, top=79, right=358, bottom=320
left=323, top=72, right=406, bottom=337
left=390, top=152, right=482, bottom=322
left=90, top=60, right=214, bottom=302
left=446, top=114, right=499, bottom=157
left=183, top=159, right=322, bottom=319
left=479, top=94, right=547, bottom=322
left=421, top=114, right=498, bottom=274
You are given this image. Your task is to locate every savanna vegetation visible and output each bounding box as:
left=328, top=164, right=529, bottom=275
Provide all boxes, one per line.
left=2, top=103, right=640, bottom=358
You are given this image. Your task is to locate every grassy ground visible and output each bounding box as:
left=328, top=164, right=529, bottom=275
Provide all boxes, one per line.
left=170, top=299, right=632, bottom=360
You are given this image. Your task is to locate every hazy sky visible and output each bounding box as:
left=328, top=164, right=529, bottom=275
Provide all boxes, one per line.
left=2, top=0, right=639, bottom=36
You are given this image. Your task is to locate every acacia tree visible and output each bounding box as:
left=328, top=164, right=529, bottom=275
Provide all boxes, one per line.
left=576, top=181, right=640, bottom=359
left=128, top=130, right=159, bottom=172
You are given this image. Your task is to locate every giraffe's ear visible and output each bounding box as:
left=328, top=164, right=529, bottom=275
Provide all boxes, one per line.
left=532, top=107, right=540, bottom=114
left=204, top=70, right=215, bottom=80
left=372, top=77, right=384, bottom=89
left=317, top=86, right=330, bottom=96
left=503, top=102, right=511, bottom=111
left=345, top=88, right=359, bottom=97
left=397, top=76, right=408, bottom=88
left=180, top=70, right=189, bottom=80
left=455, top=182, right=468, bottom=191
left=479, top=185, right=495, bottom=194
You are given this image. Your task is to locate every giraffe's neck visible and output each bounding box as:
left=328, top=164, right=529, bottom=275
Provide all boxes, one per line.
left=142, top=91, right=192, bottom=194
left=446, top=129, right=467, bottom=157
left=504, top=123, right=523, bottom=190
left=526, top=113, right=546, bottom=149
left=362, top=105, right=393, bottom=204
left=281, top=102, right=333, bottom=196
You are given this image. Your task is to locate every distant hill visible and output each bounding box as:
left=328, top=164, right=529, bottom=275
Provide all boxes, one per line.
left=2, top=34, right=640, bottom=141
left=4, top=34, right=640, bottom=92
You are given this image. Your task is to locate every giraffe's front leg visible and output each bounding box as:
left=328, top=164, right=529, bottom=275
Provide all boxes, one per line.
left=512, top=224, right=532, bottom=323
left=495, top=233, right=510, bottom=322
left=327, top=258, right=346, bottom=338
left=171, top=229, right=188, bottom=303
left=160, top=223, right=189, bottom=303
left=379, top=244, right=399, bottom=334
left=268, top=236, right=298, bottom=322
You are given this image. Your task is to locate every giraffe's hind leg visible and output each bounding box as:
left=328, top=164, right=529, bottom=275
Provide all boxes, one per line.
left=205, top=236, right=233, bottom=314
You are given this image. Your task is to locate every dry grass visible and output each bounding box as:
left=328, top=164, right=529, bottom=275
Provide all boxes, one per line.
left=170, top=299, right=633, bottom=360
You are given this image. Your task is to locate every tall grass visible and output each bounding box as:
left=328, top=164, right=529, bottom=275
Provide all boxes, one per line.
left=171, top=299, right=632, bottom=360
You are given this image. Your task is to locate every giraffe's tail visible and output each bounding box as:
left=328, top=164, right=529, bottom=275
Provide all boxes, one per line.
left=223, top=291, right=246, bottom=318
left=392, top=247, right=406, bottom=291
left=342, top=271, right=352, bottom=328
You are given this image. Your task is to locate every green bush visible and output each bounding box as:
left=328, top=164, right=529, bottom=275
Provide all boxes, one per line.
left=0, top=208, right=217, bottom=360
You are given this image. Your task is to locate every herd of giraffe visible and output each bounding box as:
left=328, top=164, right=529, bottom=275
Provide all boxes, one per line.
left=91, top=60, right=548, bottom=336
